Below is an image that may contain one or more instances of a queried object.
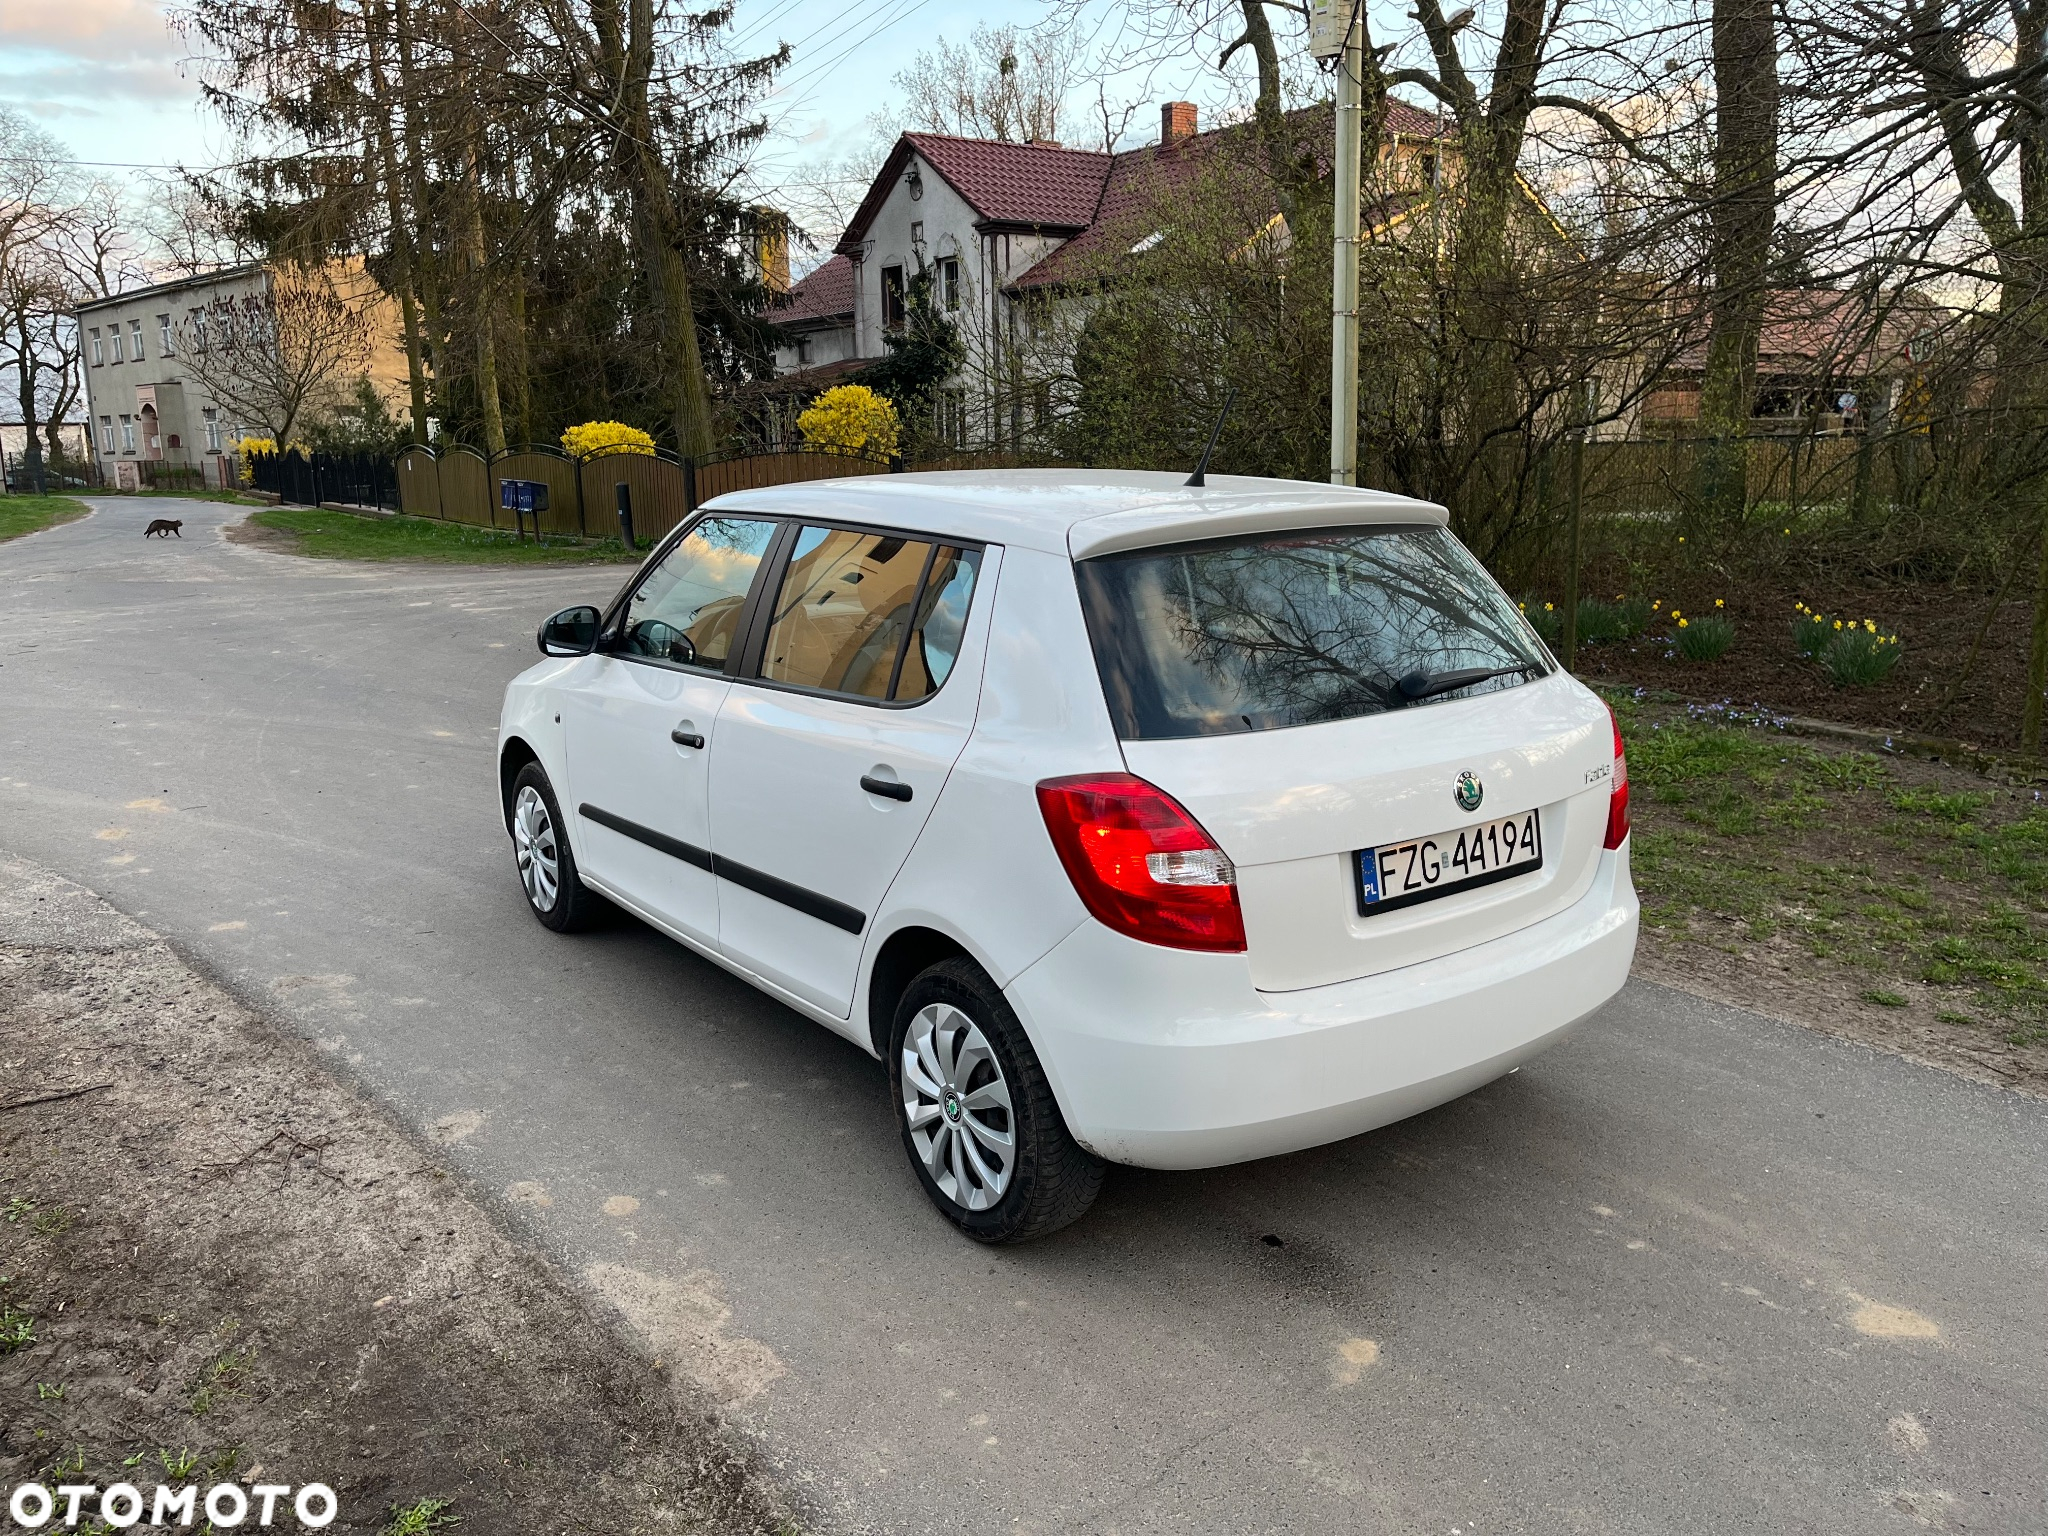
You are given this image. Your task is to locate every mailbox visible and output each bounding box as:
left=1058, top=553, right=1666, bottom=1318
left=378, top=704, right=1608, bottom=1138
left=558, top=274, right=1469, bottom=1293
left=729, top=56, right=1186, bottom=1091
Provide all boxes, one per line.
left=499, top=478, right=550, bottom=514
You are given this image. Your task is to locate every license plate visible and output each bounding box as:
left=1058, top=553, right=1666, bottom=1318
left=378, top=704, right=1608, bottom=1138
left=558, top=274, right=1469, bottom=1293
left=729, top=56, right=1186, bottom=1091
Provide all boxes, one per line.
left=1356, top=810, right=1543, bottom=915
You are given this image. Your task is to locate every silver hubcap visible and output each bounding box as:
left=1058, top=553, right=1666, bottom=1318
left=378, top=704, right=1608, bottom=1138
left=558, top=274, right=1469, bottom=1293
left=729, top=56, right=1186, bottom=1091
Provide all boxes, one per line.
left=901, top=1002, right=1015, bottom=1211
left=513, top=785, right=560, bottom=912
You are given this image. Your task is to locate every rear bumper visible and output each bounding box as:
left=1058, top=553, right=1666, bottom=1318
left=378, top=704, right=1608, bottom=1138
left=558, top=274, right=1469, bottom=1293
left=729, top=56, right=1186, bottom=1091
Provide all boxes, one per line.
left=1005, top=844, right=1639, bottom=1170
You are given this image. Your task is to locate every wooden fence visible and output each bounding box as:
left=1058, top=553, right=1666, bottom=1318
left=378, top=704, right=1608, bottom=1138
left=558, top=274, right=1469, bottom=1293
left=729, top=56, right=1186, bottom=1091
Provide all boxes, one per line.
left=391, top=443, right=896, bottom=542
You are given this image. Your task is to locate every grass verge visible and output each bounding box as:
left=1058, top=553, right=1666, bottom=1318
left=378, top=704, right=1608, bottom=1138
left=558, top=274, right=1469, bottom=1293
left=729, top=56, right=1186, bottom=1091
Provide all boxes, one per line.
left=0, top=495, right=90, bottom=544
left=1609, top=688, right=2048, bottom=1089
left=248, top=507, right=640, bottom=564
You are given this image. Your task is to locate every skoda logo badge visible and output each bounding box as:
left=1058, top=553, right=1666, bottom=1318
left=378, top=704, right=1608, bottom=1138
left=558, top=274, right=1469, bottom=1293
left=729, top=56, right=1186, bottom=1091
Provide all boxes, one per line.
left=1454, top=771, right=1484, bottom=813
left=943, top=1092, right=962, bottom=1123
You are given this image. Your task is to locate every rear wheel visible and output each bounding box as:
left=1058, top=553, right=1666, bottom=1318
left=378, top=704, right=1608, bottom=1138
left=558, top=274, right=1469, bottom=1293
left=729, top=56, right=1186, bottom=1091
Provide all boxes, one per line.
left=891, top=957, right=1103, bottom=1243
left=510, top=762, right=598, bottom=932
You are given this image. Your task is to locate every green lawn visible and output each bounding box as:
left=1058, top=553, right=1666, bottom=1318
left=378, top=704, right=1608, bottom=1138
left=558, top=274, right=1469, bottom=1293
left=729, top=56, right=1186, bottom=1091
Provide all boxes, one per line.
left=0, top=494, right=90, bottom=544
left=1611, top=689, right=2048, bottom=1048
left=249, top=508, right=641, bottom=565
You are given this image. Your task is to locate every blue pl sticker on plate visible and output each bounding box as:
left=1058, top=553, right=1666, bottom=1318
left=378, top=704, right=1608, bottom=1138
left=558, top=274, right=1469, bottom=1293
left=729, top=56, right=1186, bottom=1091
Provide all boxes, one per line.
left=1357, top=850, right=1382, bottom=905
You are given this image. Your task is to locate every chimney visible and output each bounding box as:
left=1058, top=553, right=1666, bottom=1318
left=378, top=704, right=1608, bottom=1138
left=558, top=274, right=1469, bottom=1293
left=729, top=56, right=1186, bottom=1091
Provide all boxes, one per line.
left=755, top=206, right=790, bottom=296
left=1161, top=101, right=1198, bottom=148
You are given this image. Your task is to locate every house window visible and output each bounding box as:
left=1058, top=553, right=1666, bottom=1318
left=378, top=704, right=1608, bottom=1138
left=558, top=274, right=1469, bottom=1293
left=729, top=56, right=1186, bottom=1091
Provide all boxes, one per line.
left=98, top=415, right=114, bottom=451
left=89, top=328, right=103, bottom=366
left=204, top=408, right=222, bottom=452
left=158, top=314, right=174, bottom=355
left=795, top=335, right=812, bottom=365
left=130, top=319, right=145, bottom=360
left=881, top=265, right=906, bottom=330
left=939, top=257, right=960, bottom=312
left=190, top=309, right=208, bottom=350
left=109, top=328, right=125, bottom=363
left=119, top=415, right=136, bottom=452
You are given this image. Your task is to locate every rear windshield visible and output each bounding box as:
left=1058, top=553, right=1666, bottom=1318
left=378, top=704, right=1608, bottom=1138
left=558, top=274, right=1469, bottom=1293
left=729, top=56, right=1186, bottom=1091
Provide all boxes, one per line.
left=1075, top=525, right=1551, bottom=740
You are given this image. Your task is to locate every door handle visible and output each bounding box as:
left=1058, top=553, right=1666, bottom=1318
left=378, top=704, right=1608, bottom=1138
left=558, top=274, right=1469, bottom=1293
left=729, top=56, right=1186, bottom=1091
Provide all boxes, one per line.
left=860, top=775, right=913, bottom=802
left=671, top=729, right=706, bottom=749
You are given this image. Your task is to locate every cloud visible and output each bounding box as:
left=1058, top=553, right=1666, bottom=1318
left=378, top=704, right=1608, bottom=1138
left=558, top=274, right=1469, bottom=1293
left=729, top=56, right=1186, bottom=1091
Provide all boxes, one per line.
left=0, top=0, right=180, bottom=65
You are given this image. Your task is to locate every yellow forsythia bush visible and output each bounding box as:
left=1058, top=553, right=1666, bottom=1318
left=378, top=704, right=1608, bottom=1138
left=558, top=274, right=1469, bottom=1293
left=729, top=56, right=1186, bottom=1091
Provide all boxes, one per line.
left=233, top=436, right=276, bottom=484
left=561, top=420, right=657, bottom=458
left=797, top=384, right=899, bottom=458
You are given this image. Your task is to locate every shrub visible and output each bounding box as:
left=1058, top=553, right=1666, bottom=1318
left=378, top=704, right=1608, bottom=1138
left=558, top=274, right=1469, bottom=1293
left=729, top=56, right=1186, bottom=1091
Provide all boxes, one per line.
left=1791, top=602, right=1831, bottom=658
left=797, top=384, right=900, bottom=458
left=1667, top=601, right=1735, bottom=661
left=1821, top=622, right=1903, bottom=686
left=1519, top=598, right=1562, bottom=646
left=1793, top=603, right=1903, bottom=685
left=561, top=420, right=656, bottom=458
left=1575, top=593, right=1656, bottom=646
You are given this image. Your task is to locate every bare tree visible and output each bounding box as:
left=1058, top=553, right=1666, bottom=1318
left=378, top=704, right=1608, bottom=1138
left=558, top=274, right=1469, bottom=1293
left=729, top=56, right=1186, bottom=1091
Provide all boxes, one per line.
left=172, top=264, right=379, bottom=442
left=890, top=26, right=1081, bottom=145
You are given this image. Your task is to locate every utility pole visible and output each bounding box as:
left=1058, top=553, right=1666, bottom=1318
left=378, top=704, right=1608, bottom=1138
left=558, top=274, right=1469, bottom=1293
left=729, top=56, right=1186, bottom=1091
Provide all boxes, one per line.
left=1318, top=0, right=1363, bottom=486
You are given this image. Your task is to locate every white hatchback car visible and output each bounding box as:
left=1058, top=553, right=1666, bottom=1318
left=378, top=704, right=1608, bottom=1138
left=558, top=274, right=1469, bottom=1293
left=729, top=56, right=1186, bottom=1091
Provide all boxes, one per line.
left=498, top=470, right=1638, bottom=1241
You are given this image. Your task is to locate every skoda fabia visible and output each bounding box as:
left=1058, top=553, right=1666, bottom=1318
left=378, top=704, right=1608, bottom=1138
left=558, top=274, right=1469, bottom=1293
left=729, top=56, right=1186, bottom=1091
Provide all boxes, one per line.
left=498, top=471, right=1638, bottom=1242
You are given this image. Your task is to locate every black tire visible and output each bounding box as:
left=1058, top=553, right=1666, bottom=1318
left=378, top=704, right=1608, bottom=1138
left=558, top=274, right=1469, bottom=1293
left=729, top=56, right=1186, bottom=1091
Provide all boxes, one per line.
left=890, top=957, right=1104, bottom=1243
left=509, top=762, right=599, bottom=933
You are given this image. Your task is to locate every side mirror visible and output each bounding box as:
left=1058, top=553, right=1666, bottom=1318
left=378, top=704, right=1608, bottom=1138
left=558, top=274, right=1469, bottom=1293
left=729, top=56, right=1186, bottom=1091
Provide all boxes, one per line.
left=537, top=605, right=600, bottom=657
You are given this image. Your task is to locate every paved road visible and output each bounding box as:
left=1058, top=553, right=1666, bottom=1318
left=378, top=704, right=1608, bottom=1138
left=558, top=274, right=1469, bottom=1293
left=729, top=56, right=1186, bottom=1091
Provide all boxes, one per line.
left=5, top=496, right=2045, bottom=1534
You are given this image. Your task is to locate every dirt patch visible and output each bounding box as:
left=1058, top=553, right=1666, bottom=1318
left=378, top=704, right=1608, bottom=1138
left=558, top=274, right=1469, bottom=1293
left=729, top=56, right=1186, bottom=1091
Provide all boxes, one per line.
left=221, top=514, right=304, bottom=555
left=1634, top=926, right=2048, bottom=1096
left=0, top=853, right=800, bottom=1535
left=1570, top=578, right=2033, bottom=750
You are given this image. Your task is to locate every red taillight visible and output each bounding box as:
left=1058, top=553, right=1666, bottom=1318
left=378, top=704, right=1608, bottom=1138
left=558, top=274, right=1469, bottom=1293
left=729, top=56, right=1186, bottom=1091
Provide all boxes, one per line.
left=1603, top=705, right=1630, bottom=850
left=1035, top=773, right=1247, bottom=953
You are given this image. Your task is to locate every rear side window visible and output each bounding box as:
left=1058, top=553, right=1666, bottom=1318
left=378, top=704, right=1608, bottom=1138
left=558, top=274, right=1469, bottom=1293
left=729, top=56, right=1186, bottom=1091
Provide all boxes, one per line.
left=1075, top=525, right=1548, bottom=740
left=758, top=525, right=980, bottom=702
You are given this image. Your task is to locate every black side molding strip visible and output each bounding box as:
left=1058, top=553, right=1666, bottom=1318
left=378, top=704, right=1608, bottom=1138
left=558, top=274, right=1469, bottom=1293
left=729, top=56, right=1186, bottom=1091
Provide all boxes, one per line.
left=711, top=855, right=865, bottom=935
left=576, top=803, right=865, bottom=935
left=578, top=803, right=713, bottom=872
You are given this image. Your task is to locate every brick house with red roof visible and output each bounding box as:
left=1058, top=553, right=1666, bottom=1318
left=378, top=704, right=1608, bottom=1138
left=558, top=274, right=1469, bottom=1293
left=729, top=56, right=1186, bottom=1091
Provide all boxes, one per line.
left=765, top=99, right=1451, bottom=448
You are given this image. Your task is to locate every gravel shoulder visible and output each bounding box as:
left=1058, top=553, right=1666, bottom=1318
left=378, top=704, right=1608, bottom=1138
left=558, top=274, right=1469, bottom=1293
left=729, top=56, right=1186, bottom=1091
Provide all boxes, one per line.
left=0, top=852, right=799, bottom=1535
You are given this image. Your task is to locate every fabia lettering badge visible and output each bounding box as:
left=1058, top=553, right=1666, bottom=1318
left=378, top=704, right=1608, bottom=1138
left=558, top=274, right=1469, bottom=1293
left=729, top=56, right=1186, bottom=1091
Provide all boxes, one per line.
left=1454, top=770, right=1484, bottom=813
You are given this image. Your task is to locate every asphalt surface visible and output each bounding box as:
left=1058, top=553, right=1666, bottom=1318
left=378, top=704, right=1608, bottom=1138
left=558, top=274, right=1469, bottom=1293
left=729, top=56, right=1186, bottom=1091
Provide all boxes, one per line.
left=5, top=495, right=2045, bottom=1534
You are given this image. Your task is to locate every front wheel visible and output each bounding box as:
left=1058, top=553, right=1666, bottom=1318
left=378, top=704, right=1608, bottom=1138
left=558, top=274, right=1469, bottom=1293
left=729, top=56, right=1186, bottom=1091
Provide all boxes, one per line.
left=510, top=762, right=599, bottom=932
left=891, top=957, right=1103, bottom=1243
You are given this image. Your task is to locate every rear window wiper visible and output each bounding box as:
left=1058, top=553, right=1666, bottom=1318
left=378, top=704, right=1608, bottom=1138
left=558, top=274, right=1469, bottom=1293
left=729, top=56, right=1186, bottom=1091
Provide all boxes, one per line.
left=1394, top=662, right=1541, bottom=704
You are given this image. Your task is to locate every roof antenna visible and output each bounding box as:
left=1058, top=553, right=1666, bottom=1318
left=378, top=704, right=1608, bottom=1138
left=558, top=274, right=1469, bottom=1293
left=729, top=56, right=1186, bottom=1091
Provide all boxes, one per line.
left=1185, top=386, right=1237, bottom=488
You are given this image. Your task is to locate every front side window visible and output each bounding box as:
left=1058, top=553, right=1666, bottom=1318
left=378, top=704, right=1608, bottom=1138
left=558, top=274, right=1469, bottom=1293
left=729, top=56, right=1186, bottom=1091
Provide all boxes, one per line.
left=204, top=409, right=221, bottom=451
left=616, top=516, right=777, bottom=668
left=129, top=318, right=144, bottom=360
left=118, top=415, right=135, bottom=451
left=109, top=328, right=124, bottom=363
left=758, top=526, right=979, bottom=701
left=158, top=314, right=174, bottom=354
left=98, top=415, right=113, bottom=450
left=939, top=256, right=960, bottom=312
left=89, top=328, right=102, bottom=365
left=1075, top=525, right=1549, bottom=740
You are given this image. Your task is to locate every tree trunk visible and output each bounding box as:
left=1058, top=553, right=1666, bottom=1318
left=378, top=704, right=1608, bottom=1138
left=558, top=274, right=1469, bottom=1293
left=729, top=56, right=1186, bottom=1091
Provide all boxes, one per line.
left=2026, top=500, right=2048, bottom=753
left=460, top=138, right=506, bottom=456
left=623, top=0, right=715, bottom=458
left=1697, top=0, right=1780, bottom=527
left=14, top=313, right=46, bottom=495
left=369, top=2, right=430, bottom=443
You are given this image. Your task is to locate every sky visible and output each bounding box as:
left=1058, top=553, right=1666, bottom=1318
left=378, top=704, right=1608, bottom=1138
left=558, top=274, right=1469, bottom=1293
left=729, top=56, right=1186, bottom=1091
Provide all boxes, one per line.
left=0, top=0, right=1239, bottom=237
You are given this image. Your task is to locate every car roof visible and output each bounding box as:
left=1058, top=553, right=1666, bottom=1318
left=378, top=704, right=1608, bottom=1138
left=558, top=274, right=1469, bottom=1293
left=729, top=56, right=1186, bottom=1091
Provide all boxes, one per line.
left=699, top=469, right=1448, bottom=559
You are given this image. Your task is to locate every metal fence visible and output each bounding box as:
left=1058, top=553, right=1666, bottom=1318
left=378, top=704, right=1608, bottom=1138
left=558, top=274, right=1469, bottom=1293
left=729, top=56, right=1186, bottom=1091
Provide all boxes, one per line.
left=246, top=450, right=399, bottom=511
